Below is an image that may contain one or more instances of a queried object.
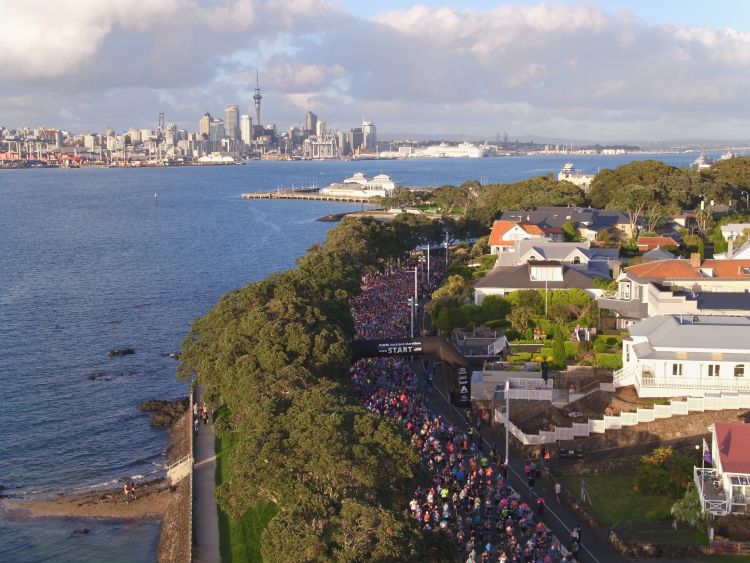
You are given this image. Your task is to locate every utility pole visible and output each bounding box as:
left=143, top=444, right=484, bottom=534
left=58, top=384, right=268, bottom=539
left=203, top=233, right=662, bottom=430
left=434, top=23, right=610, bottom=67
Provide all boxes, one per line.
left=444, top=230, right=449, bottom=268
left=427, top=244, right=431, bottom=280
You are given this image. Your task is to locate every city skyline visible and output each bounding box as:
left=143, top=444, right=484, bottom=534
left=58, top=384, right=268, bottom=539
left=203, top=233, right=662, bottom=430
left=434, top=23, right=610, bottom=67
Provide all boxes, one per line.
left=2, top=1, right=750, bottom=141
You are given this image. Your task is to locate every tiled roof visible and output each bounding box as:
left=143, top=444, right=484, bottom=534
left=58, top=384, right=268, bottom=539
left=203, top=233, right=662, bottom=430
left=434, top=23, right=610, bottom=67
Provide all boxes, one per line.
left=702, top=260, right=750, bottom=278
left=521, top=222, right=545, bottom=235
left=474, top=263, right=599, bottom=290
left=715, top=423, right=750, bottom=474
left=488, top=220, right=517, bottom=246
left=625, top=259, right=698, bottom=280
left=637, top=236, right=678, bottom=247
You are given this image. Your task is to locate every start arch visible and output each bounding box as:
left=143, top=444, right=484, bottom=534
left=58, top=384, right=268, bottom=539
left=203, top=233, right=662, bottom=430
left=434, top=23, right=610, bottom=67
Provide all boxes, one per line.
left=351, top=337, right=471, bottom=407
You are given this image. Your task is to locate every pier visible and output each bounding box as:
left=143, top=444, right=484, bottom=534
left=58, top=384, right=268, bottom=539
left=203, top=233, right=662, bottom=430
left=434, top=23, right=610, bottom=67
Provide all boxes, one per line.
left=241, top=187, right=374, bottom=203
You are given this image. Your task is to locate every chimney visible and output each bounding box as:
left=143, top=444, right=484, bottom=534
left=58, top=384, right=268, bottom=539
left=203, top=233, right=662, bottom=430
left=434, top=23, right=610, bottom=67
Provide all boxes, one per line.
left=728, top=238, right=734, bottom=259
left=690, top=252, right=701, bottom=268
left=612, top=260, right=621, bottom=279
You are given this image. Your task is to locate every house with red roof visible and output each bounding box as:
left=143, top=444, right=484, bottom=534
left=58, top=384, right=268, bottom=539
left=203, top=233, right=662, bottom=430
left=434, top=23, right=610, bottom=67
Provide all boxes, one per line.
left=636, top=236, right=678, bottom=252
left=599, top=256, right=750, bottom=330
left=488, top=220, right=563, bottom=255
left=695, top=422, right=750, bottom=515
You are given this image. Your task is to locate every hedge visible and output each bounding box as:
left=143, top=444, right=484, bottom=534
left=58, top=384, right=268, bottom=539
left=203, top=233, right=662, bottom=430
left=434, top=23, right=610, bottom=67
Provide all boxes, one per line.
left=595, top=353, right=623, bottom=370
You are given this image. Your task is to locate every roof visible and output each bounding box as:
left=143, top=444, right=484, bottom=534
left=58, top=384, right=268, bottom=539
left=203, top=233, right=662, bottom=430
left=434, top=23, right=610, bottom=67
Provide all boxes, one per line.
left=637, top=236, right=678, bottom=247
left=474, top=262, right=599, bottom=291
left=715, top=423, right=750, bottom=474
left=626, top=259, right=698, bottom=280
left=642, top=247, right=677, bottom=261
left=627, top=315, right=750, bottom=352
left=702, top=260, right=750, bottom=278
left=488, top=220, right=546, bottom=247
left=501, top=207, right=630, bottom=230
left=691, top=292, right=750, bottom=311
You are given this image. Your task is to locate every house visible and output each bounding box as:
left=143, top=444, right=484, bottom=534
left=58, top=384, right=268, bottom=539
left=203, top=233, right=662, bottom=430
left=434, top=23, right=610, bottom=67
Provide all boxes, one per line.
left=714, top=239, right=750, bottom=260
left=598, top=256, right=750, bottom=330
left=488, top=220, right=563, bottom=254
left=494, top=239, right=619, bottom=277
left=641, top=247, right=677, bottom=262
left=473, top=261, right=603, bottom=304
left=615, top=315, right=750, bottom=398
left=720, top=223, right=750, bottom=242
left=636, top=236, right=678, bottom=252
left=695, top=422, right=750, bottom=515
left=501, top=207, right=634, bottom=242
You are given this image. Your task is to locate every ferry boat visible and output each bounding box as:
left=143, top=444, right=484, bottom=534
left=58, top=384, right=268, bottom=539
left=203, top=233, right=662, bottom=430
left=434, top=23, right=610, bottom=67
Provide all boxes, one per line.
left=557, top=162, right=594, bottom=192
left=692, top=153, right=714, bottom=170
left=319, top=172, right=397, bottom=198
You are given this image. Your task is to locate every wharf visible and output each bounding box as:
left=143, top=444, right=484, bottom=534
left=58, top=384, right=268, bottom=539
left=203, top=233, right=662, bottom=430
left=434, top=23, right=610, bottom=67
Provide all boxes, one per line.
left=241, top=188, right=373, bottom=203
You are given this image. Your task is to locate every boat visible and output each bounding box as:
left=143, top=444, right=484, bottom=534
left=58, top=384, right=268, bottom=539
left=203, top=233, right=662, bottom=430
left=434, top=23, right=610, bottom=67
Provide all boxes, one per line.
left=692, top=153, right=714, bottom=170
left=319, top=172, right=397, bottom=198
left=557, top=163, right=594, bottom=191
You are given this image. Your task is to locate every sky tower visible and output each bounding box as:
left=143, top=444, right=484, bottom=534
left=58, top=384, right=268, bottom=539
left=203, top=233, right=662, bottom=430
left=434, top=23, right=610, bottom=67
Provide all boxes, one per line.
left=253, top=70, right=262, bottom=127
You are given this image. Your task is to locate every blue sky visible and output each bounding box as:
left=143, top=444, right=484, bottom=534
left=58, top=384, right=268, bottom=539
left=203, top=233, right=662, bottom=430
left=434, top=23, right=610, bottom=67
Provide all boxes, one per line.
left=343, top=0, right=750, bottom=31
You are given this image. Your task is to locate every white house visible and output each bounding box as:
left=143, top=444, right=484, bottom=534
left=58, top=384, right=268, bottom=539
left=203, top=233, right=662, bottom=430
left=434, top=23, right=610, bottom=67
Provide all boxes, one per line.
left=488, top=220, right=563, bottom=254
left=615, top=315, right=750, bottom=398
left=720, top=223, right=750, bottom=241
left=695, top=422, right=750, bottom=515
left=473, top=261, right=603, bottom=304
left=319, top=172, right=396, bottom=198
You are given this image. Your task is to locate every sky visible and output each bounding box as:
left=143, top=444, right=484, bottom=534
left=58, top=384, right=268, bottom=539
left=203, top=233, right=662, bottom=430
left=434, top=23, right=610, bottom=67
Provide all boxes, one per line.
left=2, top=0, right=750, bottom=142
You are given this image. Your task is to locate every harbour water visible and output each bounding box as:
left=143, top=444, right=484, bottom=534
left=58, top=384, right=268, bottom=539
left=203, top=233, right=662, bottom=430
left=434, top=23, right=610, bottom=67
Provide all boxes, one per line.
left=0, top=153, right=708, bottom=561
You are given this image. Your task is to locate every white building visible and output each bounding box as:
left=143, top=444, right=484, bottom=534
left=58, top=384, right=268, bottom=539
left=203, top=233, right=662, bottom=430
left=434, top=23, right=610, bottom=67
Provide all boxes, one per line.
left=557, top=163, right=594, bottom=192
left=413, top=142, right=488, bottom=158
left=494, top=239, right=618, bottom=277
left=240, top=115, right=253, bottom=145
left=695, top=422, right=750, bottom=516
left=319, top=172, right=396, bottom=198
left=615, top=315, right=750, bottom=397
left=720, top=224, right=750, bottom=241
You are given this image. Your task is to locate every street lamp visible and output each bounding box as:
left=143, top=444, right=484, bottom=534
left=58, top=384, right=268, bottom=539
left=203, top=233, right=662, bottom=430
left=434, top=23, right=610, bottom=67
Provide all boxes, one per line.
left=742, top=191, right=749, bottom=209
left=407, top=298, right=415, bottom=338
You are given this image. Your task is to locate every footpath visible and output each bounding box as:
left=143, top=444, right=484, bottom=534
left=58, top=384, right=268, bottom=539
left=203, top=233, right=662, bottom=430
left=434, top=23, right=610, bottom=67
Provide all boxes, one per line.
left=193, top=386, right=220, bottom=563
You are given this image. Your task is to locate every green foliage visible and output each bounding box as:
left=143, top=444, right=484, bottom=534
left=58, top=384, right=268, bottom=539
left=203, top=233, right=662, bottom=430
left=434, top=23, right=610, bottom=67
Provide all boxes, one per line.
left=681, top=234, right=705, bottom=259
left=671, top=482, right=708, bottom=530
left=635, top=447, right=697, bottom=497
left=445, top=263, right=473, bottom=280
left=562, top=220, right=579, bottom=241
left=473, top=254, right=497, bottom=278
left=552, top=325, right=567, bottom=369
left=431, top=275, right=472, bottom=303
left=595, top=353, right=623, bottom=370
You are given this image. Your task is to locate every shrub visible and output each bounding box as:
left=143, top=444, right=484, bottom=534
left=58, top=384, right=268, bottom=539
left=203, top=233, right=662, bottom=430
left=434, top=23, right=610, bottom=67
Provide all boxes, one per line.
left=563, top=341, right=579, bottom=359
left=635, top=447, right=697, bottom=497
left=595, top=353, right=623, bottom=370
left=593, top=338, right=609, bottom=353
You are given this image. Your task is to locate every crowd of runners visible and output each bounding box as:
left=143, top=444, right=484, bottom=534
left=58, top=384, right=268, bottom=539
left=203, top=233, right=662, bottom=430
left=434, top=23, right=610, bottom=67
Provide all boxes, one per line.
left=349, top=255, right=579, bottom=562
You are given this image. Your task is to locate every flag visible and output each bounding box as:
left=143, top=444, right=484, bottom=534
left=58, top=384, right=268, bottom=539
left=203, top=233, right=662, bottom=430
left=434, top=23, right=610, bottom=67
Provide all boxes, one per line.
left=703, top=438, right=712, bottom=465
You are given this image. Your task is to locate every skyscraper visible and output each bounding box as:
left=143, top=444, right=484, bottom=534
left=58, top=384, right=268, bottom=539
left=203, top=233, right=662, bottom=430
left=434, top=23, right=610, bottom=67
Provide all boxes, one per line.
left=199, top=112, right=212, bottom=138
left=305, top=111, right=317, bottom=134
left=240, top=115, right=253, bottom=144
left=349, top=127, right=363, bottom=154
left=362, top=120, right=376, bottom=152
left=316, top=120, right=326, bottom=138
left=253, top=70, right=263, bottom=127
left=224, top=104, right=240, bottom=140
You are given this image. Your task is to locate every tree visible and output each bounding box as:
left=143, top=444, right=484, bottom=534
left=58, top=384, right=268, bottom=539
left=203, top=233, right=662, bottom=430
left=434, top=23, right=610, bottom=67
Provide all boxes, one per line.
left=507, top=306, right=535, bottom=336
left=551, top=325, right=567, bottom=369
left=589, top=160, right=676, bottom=208
left=562, top=220, right=579, bottom=242
left=606, top=184, right=653, bottom=239
left=432, top=185, right=470, bottom=216
left=671, top=482, right=707, bottom=530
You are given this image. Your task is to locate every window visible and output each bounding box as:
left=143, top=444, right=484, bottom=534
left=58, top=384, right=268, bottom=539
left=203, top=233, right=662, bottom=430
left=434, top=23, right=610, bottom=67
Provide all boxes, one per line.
left=708, top=364, right=721, bottom=377
left=573, top=256, right=581, bottom=264
left=625, top=344, right=630, bottom=363
left=672, top=363, right=683, bottom=376
left=735, top=364, right=745, bottom=378
left=621, top=282, right=631, bottom=300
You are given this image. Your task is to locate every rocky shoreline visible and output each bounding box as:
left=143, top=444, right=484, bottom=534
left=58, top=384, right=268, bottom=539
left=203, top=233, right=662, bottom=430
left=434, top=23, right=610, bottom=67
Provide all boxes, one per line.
left=1, top=398, right=193, bottom=562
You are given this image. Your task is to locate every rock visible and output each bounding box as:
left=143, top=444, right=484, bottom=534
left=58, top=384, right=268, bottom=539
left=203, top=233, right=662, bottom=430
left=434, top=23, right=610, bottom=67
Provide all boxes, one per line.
left=139, top=398, right=189, bottom=428
left=108, top=348, right=135, bottom=357
left=161, top=352, right=180, bottom=360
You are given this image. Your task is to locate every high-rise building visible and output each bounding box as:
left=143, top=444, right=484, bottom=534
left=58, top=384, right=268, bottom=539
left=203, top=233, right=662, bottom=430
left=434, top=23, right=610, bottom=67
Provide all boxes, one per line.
left=253, top=70, right=263, bottom=127
left=362, top=120, right=376, bottom=152
left=199, top=113, right=212, bottom=138
left=224, top=104, right=240, bottom=140
left=315, top=120, right=326, bottom=138
left=209, top=119, right=225, bottom=142
left=336, top=130, right=348, bottom=156
left=305, top=111, right=317, bottom=134
left=349, top=127, right=363, bottom=154
left=240, top=115, right=253, bottom=144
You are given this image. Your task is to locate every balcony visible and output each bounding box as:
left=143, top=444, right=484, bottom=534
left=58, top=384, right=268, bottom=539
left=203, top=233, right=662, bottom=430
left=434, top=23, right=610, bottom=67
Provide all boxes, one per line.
left=695, top=467, right=729, bottom=515
left=634, top=371, right=750, bottom=393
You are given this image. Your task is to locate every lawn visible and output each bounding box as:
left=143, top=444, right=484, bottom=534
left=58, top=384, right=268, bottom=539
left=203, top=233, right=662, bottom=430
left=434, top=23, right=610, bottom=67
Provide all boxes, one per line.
left=558, top=474, right=675, bottom=526
left=625, top=525, right=708, bottom=546
left=216, top=431, right=278, bottom=563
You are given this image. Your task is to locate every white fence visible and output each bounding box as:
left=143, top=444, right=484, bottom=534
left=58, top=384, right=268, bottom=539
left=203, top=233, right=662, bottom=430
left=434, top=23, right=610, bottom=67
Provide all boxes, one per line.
left=494, top=391, right=750, bottom=445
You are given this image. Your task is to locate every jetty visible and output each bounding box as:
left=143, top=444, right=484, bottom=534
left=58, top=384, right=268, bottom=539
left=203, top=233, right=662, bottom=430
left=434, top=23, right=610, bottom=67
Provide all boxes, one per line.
left=241, top=187, right=373, bottom=203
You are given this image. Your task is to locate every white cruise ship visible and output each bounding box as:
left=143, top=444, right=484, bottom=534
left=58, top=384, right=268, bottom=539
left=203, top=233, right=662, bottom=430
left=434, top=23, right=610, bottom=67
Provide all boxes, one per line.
left=557, top=162, right=594, bottom=192
left=413, top=142, right=488, bottom=158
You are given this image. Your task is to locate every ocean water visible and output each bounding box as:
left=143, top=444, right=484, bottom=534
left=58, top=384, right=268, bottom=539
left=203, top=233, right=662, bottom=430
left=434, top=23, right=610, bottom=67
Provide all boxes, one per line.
left=0, top=153, right=705, bottom=561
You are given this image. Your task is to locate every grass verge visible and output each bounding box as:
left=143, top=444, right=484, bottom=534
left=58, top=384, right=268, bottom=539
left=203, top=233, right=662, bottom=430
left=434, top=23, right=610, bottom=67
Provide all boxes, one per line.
left=216, top=431, right=278, bottom=563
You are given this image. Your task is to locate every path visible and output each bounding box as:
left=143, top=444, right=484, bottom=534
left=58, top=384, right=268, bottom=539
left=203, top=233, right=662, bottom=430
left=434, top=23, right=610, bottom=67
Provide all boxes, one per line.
left=193, top=386, right=220, bottom=563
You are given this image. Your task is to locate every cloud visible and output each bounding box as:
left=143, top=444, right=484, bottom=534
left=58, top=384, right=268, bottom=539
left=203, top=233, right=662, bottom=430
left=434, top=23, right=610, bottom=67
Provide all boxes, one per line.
left=2, top=1, right=750, bottom=140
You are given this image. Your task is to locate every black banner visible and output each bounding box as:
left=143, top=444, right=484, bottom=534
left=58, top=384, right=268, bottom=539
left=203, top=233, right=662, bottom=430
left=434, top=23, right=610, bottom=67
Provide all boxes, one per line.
left=351, top=337, right=471, bottom=408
